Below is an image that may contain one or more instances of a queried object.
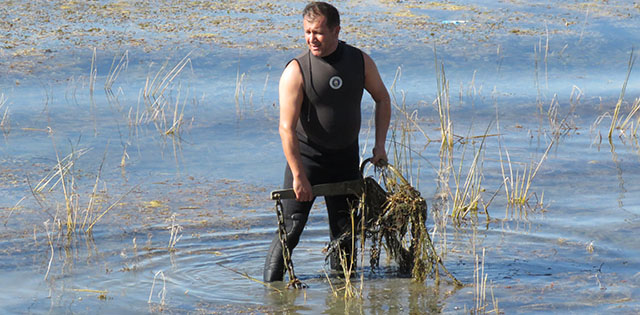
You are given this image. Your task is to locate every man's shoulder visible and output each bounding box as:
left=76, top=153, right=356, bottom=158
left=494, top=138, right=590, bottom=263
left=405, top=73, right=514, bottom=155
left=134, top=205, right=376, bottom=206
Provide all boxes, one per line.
left=293, top=49, right=310, bottom=62
left=341, top=41, right=362, bottom=53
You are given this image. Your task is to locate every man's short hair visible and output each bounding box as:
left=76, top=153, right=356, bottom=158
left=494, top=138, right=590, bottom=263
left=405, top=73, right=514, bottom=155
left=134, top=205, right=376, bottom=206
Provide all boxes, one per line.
left=303, top=2, right=340, bottom=29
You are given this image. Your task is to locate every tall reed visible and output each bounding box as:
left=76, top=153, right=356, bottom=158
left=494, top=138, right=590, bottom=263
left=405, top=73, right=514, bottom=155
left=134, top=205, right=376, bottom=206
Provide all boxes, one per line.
left=434, top=48, right=454, bottom=153
left=0, top=93, right=10, bottom=138
left=105, top=50, right=129, bottom=91
left=608, top=48, right=635, bottom=140
left=89, top=48, right=98, bottom=103
left=617, top=97, right=640, bottom=139
left=142, top=52, right=193, bottom=135
left=499, top=138, right=553, bottom=215
left=450, top=125, right=492, bottom=223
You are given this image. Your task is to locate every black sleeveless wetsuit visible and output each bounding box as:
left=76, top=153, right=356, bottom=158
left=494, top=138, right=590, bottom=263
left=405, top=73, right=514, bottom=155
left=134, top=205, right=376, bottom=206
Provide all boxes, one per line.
left=264, top=42, right=365, bottom=282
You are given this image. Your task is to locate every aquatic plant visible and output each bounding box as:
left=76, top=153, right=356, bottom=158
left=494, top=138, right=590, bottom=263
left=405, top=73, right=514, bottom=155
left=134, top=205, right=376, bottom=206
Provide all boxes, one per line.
left=0, top=93, right=10, bottom=138
left=235, top=70, right=248, bottom=118
left=472, top=248, right=499, bottom=314
left=89, top=48, right=98, bottom=105
left=27, top=138, right=137, bottom=235
left=590, top=51, right=640, bottom=152
left=431, top=54, right=495, bottom=225
left=499, top=138, right=552, bottom=216
left=617, top=97, right=640, bottom=139
left=50, top=138, right=84, bottom=234
left=434, top=52, right=455, bottom=153
left=608, top=49, right=636, bottom=140
left=323, top=157, right=461, bottom=287
left=167, top=213, right=183, bottom=251
left=143, top=52, right=193, bottom=136
left=449, top=143, right=482, bottom=221
left=148, top=270, right=167, bottom=308
left=105, top=50, right=129, bottom=92
left=376, top=162, right=460, bottom=285
left=43, top=220, right=55, bottom=281
left=546, top=94, right=578, bottom=140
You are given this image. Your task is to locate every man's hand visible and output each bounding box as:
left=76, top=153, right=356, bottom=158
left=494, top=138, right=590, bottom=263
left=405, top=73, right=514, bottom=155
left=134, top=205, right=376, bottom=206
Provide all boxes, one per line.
left=293, top=174, right=313, bottom=202
left=371, top=145, right=388, bottom=166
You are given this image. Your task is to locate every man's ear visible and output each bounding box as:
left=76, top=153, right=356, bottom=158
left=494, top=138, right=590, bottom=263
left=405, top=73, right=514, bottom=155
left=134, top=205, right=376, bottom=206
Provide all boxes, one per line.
left=334, top=25, right=341, bottom=37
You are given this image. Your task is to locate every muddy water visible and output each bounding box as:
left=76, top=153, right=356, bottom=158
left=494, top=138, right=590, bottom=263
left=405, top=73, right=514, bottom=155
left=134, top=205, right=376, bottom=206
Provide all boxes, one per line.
left=2, top=0, right=640, bottom=313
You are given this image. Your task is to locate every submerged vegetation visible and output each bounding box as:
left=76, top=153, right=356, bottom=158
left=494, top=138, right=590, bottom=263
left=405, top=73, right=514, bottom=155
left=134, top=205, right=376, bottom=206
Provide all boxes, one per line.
left=3, top=0, right=638, bottom=76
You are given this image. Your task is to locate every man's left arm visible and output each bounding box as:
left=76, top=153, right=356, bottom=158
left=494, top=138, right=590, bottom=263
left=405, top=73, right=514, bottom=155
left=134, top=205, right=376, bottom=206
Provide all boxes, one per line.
left=363, top=52, right=391, bottom=165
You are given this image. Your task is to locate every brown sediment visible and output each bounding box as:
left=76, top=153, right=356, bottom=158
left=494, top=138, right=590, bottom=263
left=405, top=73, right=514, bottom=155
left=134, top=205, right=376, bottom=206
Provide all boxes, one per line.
left=3, top=0, right=636, bottom=75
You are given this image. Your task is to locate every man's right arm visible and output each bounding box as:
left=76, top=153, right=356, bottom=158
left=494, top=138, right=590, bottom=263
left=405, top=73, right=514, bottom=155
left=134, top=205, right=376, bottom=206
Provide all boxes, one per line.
left=279, top=60, right=313, bottom=202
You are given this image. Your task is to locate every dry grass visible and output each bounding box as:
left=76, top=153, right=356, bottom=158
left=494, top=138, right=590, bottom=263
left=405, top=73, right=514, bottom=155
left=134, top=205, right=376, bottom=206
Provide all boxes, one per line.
left=546, top=94, right=578, bottom=139
left=105, top=50, right=129, bottom=92
left=89, top=47, right=98, bottom=104
left=166, top=213, right=183, bottom=251
left=24, top=137, right=137, bottom=235
left=148, top=270, right=167, bottom=307
left=607, top=48, right=636, bottom=140
left=498, top=137, right=552, bottom=216
left=434, top=48, right=455, bottom=153
left=449, top=126, right=491, bottom=223
left=473, top=248, right=499, bottom=314
left=431, top=55, right=497, bottom=225
left=142, top=52, right=193, bottom=136
left=353, top=160, right=461, bottom=287
left=617, top=97, right=640, bottom=138
left=590, top=58, right=640, bottom=154
left=0, top=93, right=10, bottom=139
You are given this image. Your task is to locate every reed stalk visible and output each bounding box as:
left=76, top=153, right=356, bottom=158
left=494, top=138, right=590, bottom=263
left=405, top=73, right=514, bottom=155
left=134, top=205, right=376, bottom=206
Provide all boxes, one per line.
left=148, top=270, right=167, bottom=306
left=144, top=52, right=192, bottom=102
left=143, top=52, right=193, bottom=135
left=235, top=70, right=247, bottom=118
left=450, top=124, right=493, bottom=223
left=434, top=49, right=454, bottom=153
left=546, top=94, right=577, bottom=139
left=499, top=139, right=553, bottom=215
left=618, top=97, right=640, bottom=137
left=43, top=220, right=55, bottom=281
left=331, top=205, right=361, bottom=299
left=89, top=47, right=97, bottom=102
left=390, top=66, right=432, bottom=144
left=86, top=184, right=138, bottom=234
left=608, top=48, right=635, bottom=140
left=473, top=248, right=487, bottom=313
left=0, top=93, right=10, bottom=138
left=217, top=263, right=283, bottom=294
left=34, top=148, right=90, bottom=193
left=81, top=144, right=108, bottom=230
left=105, top=50, right=129, bottom=91
left=164, top=83, right=188, bottom=136
left=167, top=213, right=183, bottom=251
left=50, top=137, right=79, bottom=234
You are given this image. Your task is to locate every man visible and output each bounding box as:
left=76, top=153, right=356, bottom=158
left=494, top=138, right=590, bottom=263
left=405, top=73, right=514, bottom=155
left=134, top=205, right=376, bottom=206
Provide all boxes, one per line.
left=263, top=1, right=391, bottom=282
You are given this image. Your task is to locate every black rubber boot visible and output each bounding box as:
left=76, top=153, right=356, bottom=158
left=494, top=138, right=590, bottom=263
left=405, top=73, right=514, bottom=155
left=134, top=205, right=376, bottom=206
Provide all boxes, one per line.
left=263, top=237, right=285, bottom=282
left=263, top=212, right=307, bottom=282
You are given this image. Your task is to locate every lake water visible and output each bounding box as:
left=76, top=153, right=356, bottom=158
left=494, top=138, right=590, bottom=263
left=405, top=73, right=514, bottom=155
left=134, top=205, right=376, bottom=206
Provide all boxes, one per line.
left=1, top=0, right=640, bottom=313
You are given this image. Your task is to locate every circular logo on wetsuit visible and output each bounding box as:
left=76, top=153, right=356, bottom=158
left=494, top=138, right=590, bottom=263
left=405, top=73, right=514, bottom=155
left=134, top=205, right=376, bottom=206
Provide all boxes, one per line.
left=329, top=76, right=343, bottom=90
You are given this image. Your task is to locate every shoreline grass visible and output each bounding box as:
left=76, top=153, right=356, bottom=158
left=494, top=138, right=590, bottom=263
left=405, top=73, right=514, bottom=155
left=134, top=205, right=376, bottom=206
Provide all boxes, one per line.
left=608, top=49, right=636, bottom=140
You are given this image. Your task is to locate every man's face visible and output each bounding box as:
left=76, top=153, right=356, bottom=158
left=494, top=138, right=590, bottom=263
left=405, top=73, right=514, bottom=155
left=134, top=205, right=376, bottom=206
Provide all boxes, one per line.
left=303, top=15, right=340, bottom=57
